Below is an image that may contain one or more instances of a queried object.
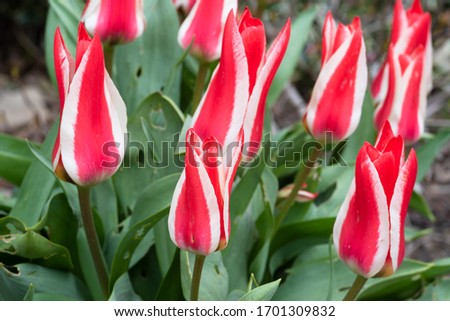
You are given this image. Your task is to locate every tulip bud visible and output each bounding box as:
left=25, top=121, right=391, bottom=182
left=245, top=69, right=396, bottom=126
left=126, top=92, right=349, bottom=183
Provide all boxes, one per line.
left=169, top=11, right=290, bottom=255
left=371, top=0, right=432, bottom=143
left=81, top=0, right=146, bottom=45
left=177, top=0, right=237, bottom=62
left=52, top=24, right=127, bottom=186
left=333, top=122, right=418, bottom=278
left=303, top=12, right=367, bottom=142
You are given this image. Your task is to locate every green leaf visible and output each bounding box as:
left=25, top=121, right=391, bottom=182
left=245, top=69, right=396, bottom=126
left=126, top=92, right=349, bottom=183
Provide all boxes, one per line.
left=180, top=251, right=229, bottom=301
left=416, top=129, right=450, bottom=182
left=9, top=122, right=58, bottom=227
left=239, top=279, right=281, bottom=301
left=0, top=263, right=90, bottom=301
left=155, top=248, right=184, bottom=300
left=114, top=93, right=184, bottom=212
left=0, top=216, right=73, bottom=270
left=0, top=134, right=35, bottom=185
left=109, top=273, right=142, bottom=301
left=409, top=190, right=436, bottom=222
left=267, top=8, right=317, bottom=107
left=91, top=180, right=119, bottom=235
left=419, top=279, right=450, bottom=301
left=109, top=210, right=168, bottom=289
left=45, top=0, right=83, bottom=84
left=114, top=0, right=182, bottom=114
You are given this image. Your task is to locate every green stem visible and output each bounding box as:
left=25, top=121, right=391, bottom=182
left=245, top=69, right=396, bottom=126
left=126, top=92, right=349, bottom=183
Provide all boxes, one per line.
left=190, top=254, right=206, bottom=301
left=274, top=148, right=321, bottom=233
left=343, top=275, right=367, bottom=301
left=104, top=45, right=115, bottom=75
left=190, top=62, right=209, bottom=114
left=77, top=186, right=109, bottom=299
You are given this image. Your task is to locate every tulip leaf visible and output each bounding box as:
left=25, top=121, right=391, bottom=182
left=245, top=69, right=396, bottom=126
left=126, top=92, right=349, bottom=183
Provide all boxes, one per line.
left=109, top=209, right=169, bottom=289
left=9, top=122, right=58, bottom=227
left=0, top=263, right=90, bottom=301
left=239, top=279, right=281, bottom=301
left=109, top=273, right=142, bottom=301
left=180, top=251, right=229, bottom=301
left=0, top=134, right=35, bottom=186
left=155, top=248, right=184, bottom=300
left=409, top=190, right=436, bottom=222
left=114, top=0, right=182, bottom=114
left=45, top=0, right=84, bottom=85
left=267, top=8, right=317, bottom=107
left=419, top=279, right=450, bottom=301
left=416, top=129, right=450, bottom=182
left=0, top=216, right=73, bottom=270
left=115, top=93, right=184, bottom=213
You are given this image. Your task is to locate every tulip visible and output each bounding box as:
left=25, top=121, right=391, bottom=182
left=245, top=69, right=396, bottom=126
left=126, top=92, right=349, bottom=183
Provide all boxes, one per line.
left=303, top=12, right=368, bottom=141
left=81, top=0, right=146, bottom=45
left=178, top=0, right=237, bottom=62
left=333, top=122, right=417, bottom=278
left=372, top=0, right=432, bottom=143
left=168, top=11, right=290, bottom=255
left=172, top=0, right=196, bottom=13
left=52, top=24, right=127, bottom=186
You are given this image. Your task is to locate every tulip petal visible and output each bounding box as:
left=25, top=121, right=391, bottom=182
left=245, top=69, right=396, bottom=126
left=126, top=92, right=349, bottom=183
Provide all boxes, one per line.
left=334, top=145, right=390, bottom=277
left=192, top=11, right=249, bottom=149
left=389, top=149, right=417, bottom=271
left=178, top=0, right=237, bottom=61
left=243, top=18, right=290, bottom=156
left=60, top=35, right=122, bottom=186
left=321, top=12, right=337, bottom=65
left=168, top=130, right=221, bottom=256
left=306, top=17, right=367, bottom=140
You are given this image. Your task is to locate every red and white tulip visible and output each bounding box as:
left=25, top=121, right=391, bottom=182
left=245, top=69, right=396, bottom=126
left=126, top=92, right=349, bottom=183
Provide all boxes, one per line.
left=372, top=0, right=432, bottom=143
left=52, top=24, right=127, bottom=186
left=303, top=12, right=367, bottom=141
left=168, top=11, right=290, bottom=255
left=81, top=0, right=146, bottom=45
left=333, top=122, right=418, bottom=278
left=177, top=0, right=237, bottom=61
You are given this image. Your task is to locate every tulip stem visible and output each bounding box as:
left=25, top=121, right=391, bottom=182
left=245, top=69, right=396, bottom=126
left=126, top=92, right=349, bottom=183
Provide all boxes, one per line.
left=191, top=62, right=209, bottom=114
left=190, top=254, right=206, bottom=301
left=274, top=148, right=321, bottom=234
left=77, top=186, right=110, bottom=300
left=343, top=275, right=367, bottom=301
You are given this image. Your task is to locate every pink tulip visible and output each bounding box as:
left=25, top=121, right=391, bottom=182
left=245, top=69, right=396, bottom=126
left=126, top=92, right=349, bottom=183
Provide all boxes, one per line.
left=81, top=0, right=146, bottom=44
left=178, top=0, right=237, bottom=61
left=372, top=0, right=432, bottom=143
left=333, top=122, right=418, bottom=278
left=168, top=11, right=290, bottom=255
left=52, top=24, right=127, bottom=186
left=303, top=12, right=367, bottom=141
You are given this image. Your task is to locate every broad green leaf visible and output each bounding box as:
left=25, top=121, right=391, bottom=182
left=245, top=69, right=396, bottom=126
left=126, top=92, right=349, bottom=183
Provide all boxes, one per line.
left=91, top=180, right=119, bottom=235
left=115, top=93, right=184, bottom=212
left=155, top=249, right=184, bottom=300
left=0, top=263, right=90, bottom=301
left=416, top=129, right=450, bottom=182
left=0, top=134, right=35, bottom=185
left=0, top=216, right=73, bottom=270
left=109, top=210, right=168, bottom=289
left=180, top=251, right=229, bottom=301
left=45, top=0, right=83, bottom=84
left=267, top=8, right=317, bottom=107
left=9, top=123, right=58, bottom=227
left=419, top=279, right=450, bottom=301
left=109, top=273, right=142, bottom=301
left=114, top=0, right=182, bottom=114
left=239, top=279, right=281, bottom=301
